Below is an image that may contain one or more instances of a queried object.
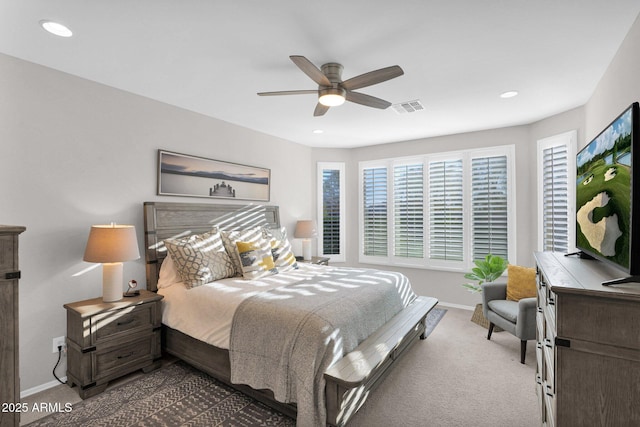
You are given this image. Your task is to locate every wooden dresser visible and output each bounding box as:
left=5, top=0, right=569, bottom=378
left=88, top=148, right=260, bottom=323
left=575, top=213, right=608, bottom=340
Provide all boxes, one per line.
left=0, top=226, right=25, bottom=427
left=64, top=290, right=163, bottom=398
left=534, top=252, right=640, bottom=427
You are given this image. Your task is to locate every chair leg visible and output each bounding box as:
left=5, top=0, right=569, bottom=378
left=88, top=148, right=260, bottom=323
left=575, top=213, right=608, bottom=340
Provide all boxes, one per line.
left=520, top=340, right=527, bottom=364
left=487, top=322, right=495, bottom=340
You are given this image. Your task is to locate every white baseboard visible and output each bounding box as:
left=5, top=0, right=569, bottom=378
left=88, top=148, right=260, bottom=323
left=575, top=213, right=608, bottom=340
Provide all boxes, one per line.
left=21, top=377, right=67, bottom=398
left=437, top=301, right=476, bottom=311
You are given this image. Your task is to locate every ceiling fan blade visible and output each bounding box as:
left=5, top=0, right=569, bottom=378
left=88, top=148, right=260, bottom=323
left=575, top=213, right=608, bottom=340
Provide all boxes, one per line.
left=258, top=90, right=318, bottom=96
left=314, top=103, right=330, bottom=116
left=346, top=91, right=392, bottom=109
left=341, top=65, right=404, bottom=90
left=290, top=55, right=332, bottom=87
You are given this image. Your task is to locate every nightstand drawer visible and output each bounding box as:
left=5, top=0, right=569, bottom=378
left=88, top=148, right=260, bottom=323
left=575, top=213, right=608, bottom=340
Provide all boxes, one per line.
left=93, top=303, right=154, bottom=343
left=93, top=333, right=155, bottom=381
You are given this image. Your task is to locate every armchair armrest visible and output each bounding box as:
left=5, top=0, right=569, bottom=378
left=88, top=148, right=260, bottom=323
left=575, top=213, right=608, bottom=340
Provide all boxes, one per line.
left=516, top=297, right=537, bottom=340
left=481, top=282, right=507, bottom=318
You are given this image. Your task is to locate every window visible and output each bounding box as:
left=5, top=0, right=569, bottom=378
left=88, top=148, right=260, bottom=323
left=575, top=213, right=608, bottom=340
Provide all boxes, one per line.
left=393, top=163, right=424, bottom=259
left=537, top=131, right=577, bottom=252
left=362, top=166, right=388, bottom=257
left=471, top=155, right=509, bottom=260
left=359, top=145, right=515, bottom=270
left=317, top=162, right=345, bottom=262
left=429, top=158, right=463, bottom=262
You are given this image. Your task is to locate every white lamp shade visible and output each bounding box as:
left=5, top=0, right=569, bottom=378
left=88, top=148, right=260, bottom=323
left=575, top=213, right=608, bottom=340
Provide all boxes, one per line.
left=83, top=224, right=140, bottom=263
left=294, top=220, right=317, bottom=239
left=83, top=224, right=140, bottom=303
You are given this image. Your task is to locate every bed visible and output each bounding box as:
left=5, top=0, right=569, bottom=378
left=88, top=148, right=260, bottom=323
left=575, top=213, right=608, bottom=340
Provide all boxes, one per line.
left=143, top=201, right=438, bottom=426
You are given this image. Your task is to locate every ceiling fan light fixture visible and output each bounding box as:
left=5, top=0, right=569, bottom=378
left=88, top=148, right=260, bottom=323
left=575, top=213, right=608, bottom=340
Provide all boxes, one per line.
left=319, top=88, right=346, bottom=107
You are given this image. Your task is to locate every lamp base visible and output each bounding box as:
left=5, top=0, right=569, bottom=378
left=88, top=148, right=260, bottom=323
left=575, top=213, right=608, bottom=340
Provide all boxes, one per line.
left=102, top=262, right=123, bottom=302
left=302, top=239, right=312, bottom=261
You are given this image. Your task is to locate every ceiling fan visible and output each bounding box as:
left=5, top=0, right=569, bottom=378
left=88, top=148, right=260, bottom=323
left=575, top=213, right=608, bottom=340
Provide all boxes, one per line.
left=257, top=55, right=404, bottom=116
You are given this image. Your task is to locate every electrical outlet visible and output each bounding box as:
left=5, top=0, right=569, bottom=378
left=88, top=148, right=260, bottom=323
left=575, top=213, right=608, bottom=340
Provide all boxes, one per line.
left=52, top=336, right=66, bottom=353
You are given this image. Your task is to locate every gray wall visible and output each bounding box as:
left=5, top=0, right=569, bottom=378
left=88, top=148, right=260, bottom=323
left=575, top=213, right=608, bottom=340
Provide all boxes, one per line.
left=3, top=10, right=639, bottom=394
left=1, top=53, right=313, bottom=392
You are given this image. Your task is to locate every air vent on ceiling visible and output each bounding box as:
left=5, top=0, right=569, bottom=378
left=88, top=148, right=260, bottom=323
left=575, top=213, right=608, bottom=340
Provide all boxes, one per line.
left=392, top=100, right=425, bottom=115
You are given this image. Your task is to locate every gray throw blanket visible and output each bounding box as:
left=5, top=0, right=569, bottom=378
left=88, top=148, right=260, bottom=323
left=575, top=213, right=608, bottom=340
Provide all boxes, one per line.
left=229, top=267, right=417, bottom=427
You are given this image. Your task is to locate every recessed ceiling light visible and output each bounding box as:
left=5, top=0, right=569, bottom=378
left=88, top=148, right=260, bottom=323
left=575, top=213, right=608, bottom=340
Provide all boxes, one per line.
left=40, top=20, right=73, bottom=37
left=313, top=129, right=324, bottom=134
left=500, top=90, right=519, bottom=99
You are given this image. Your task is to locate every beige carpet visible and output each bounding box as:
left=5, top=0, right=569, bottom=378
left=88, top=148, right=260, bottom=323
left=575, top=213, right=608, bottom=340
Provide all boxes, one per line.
left=21, top=307, right=539, bottom=426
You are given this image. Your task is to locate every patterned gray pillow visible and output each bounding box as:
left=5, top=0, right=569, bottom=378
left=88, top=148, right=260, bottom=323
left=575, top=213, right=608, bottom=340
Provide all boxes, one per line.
left=164, top=230, right=235, bottom=288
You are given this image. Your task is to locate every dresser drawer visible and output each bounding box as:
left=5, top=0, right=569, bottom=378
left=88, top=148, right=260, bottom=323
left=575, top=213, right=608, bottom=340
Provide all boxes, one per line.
left=93, top=332, right=156, bottom=381
left=93, top=303, right=155, bottom=343
left=558, top=293, right=640, bottom=350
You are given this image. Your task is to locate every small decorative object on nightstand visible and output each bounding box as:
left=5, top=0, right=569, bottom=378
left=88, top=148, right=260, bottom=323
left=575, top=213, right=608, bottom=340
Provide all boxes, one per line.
left=64, top=290, right=163, bottom=399
left=298, top=256, right=330, bottom=266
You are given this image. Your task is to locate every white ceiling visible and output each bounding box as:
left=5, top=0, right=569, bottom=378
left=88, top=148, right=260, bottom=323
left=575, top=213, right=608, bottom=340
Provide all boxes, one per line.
left=2, top=1, right=639, bottom=148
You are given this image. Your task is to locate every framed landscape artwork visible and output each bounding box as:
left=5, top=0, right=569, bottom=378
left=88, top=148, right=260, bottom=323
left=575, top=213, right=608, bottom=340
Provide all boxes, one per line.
left=157, top=150, right=270, bottom=201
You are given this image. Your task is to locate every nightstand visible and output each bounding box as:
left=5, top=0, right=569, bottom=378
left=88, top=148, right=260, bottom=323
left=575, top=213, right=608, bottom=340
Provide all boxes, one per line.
left=299, top=256, right=330, bottom=265
left=64, top=290, right=163, bottom=398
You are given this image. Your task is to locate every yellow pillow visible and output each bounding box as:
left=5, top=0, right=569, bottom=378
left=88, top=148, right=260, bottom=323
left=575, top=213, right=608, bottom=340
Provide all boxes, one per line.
left=506, top=264, right=537, bottom=301
left=235, top=240, right=278, bottom=280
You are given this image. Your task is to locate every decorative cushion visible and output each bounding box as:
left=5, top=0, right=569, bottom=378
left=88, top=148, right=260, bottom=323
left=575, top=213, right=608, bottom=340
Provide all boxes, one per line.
left=235, top=239, right=278, bottom=280
left=506, top=264, right=537, bottom=301
left=221, top=227, right=265, bottom=276
left=263, top=227, right=298, bottom=272
left=157, top=253, right=181, bottom=288
left=164, top=230, right=236, bottom=288
left=487, top=299, right=519, bottom=323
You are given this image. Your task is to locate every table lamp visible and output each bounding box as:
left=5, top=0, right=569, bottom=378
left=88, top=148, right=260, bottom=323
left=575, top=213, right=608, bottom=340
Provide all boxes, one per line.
left=294, top=220, right=317, bottom=261
left=83, top=224, right=140, bottom=302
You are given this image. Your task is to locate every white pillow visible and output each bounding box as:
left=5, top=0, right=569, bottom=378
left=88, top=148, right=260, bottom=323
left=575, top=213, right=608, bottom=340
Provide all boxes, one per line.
left=157, top=253, right=181, bottom=289
left=263, top=227, right=299, bottom=272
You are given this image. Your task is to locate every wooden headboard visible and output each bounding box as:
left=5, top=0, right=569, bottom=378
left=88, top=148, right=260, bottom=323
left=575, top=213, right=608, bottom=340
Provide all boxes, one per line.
left=143, top=201, right=280, bottom=291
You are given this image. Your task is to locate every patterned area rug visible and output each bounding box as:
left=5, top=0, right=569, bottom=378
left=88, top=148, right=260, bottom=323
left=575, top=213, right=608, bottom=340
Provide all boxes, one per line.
left=27, top=308, right=446, bottom=427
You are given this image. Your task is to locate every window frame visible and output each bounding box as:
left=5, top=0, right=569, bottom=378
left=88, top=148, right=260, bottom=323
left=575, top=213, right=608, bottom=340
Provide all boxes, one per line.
left=358, top=145, right=516, bottom=271
left=317, top=162, right=346, bottom=262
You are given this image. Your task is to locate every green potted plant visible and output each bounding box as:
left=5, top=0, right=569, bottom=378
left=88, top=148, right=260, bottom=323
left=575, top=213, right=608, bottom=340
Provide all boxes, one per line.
left=463, top=254, right=508, bottom=293
left=463, top=254, right=508, bottom=328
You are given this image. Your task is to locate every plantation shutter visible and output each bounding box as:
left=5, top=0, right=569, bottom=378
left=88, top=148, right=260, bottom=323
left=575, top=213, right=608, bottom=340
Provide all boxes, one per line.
left=363, top=167, right=388, bottom=256
left=322, top=169, right=341, bottom=255
left=394, top=163, right=424, bottom=258
left=541, top=144, right=569, bottom=252
left=471, top=155, right=508, bottom=260
left=429, top=159, right=464, bottom=261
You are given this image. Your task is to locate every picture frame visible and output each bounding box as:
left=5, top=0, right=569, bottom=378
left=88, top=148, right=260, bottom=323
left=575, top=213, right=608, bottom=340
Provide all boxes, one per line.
left=157, top=150, right=270, bottom=201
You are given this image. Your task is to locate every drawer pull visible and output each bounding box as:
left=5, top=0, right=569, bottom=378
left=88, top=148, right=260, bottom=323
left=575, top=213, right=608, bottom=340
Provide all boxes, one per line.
left=117, top=318, right=135, bottom=326
left=117, top=351, right=134, bottom=359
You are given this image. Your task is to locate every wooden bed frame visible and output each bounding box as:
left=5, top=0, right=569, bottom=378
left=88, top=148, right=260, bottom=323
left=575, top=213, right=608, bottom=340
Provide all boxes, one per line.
left=143, top=201, right=438, bottom=426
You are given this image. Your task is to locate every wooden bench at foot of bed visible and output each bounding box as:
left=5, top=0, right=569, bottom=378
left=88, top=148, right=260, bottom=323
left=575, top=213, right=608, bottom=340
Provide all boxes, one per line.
left=324, top=296, right=438, bottom=427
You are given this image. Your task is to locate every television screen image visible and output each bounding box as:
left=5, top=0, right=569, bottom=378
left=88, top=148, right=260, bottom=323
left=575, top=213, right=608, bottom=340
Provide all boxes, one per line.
left=576, top=103, right=637, bottom=272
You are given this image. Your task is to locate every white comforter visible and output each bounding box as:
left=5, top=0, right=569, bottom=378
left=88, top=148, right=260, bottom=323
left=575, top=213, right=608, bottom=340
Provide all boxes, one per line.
left=158, top=263, right=342, bottom=348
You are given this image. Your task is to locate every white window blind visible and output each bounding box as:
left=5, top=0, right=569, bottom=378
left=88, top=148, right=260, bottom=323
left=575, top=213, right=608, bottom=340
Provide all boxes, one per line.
left=541, top=145, right=569, bottom=252
left=322, top=169, right=341, bottom=255
left=537, top=131, right=576, bottom=253
left=317, top=162, right=345, bottom=262
left=362, top=167, right=388, bottom=257
left=359, top=145, right=515, bottom=270
left=394, top=163, right=424, bottom=258
left=471, top=155, right=509, bottom=260
left=429, top=159, right=464, bottom=261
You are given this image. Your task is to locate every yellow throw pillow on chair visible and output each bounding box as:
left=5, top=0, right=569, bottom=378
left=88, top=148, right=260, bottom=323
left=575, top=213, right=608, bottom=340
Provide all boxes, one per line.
left=506, top=264, right=537, bottom=301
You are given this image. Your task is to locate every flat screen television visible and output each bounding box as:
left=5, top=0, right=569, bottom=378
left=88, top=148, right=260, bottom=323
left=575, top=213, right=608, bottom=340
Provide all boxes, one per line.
left=575, top=102, right=640, bottom=285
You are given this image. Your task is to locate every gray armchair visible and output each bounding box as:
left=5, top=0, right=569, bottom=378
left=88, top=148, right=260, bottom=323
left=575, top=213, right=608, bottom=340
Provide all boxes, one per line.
left=482, top=282, right=537, bottom=364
